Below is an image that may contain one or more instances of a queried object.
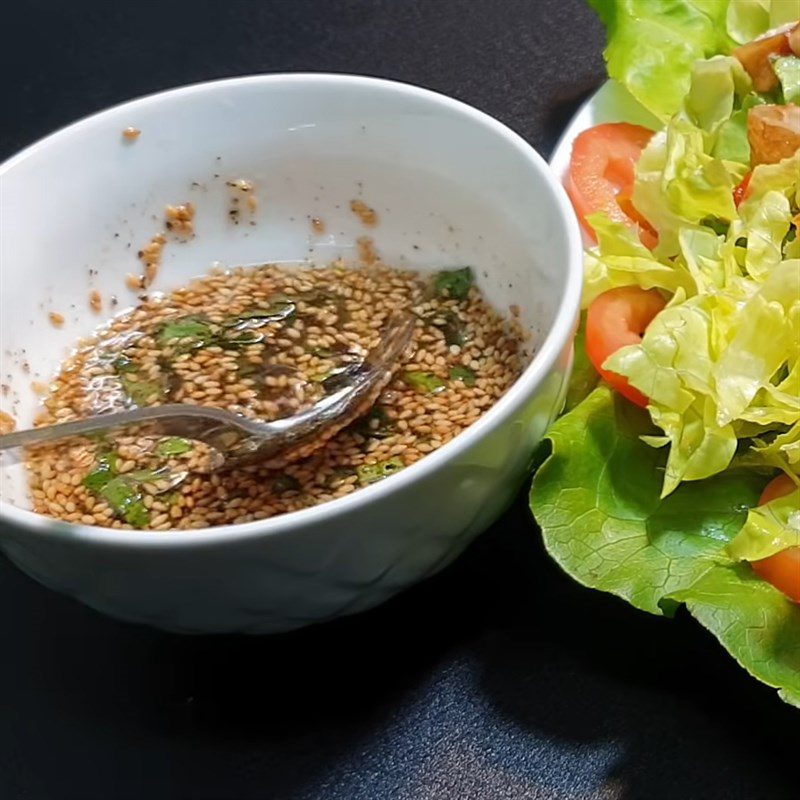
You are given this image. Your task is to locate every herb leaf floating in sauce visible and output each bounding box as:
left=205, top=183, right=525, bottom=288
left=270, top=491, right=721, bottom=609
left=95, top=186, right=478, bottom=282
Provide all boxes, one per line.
left=432, top=267, right=473, bottom=300
left=449, top=366, right=477, bottom=387
left=82, top=452, right=119, bottom=491
left=112, top=355, right=138, bottom=373
left=403, top=371, right=446, bottom=394
left=156, top=437, right=193, bottom=457
left=356, top=457, right=404, bottom=485
left=111, top=356, right=168, bottom=406
left=156, top=315, right=214, bottom=348
left=100, top=477, right=150, bottom=528
left=119, top=373, right=167, bottom=406
left=155, top=301, right=299, bottom=358
left=82, top=454, right=149, bottom=528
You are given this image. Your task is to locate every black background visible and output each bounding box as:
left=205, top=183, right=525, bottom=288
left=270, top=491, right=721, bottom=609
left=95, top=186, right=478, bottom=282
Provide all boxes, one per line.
left=1, top=1, right=796, bottom=798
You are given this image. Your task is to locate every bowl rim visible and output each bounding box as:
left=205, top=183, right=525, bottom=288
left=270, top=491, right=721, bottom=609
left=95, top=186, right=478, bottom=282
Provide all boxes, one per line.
left=0, top=71, right=583, bottom=548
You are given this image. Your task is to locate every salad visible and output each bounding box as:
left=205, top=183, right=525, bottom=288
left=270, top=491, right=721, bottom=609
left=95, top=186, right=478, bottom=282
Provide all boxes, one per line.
left=532, top=0, right=800, bottom=707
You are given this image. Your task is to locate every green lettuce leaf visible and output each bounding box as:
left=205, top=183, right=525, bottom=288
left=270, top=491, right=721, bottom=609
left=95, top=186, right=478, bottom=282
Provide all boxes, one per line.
left=603, top=263, right=800, bottom=493
left=564, top=314, right=600, bottom=412
left=774, top=55, right=800, bottom=104
left=712, top=93, right=767, bottom=164
left=728, top=486, right=800, bottom=560
left=766, top=0, right=800, bottom=26
left=588, top=0, right=790, bottom=120
left=725, top=0, right=771, bottom=44
left=754, top=422, right=800, bottom=470
left=714, top=260, right=800, bottom=424
left=588, top=0, right=736, bottom=120
left=633, top=117, right=747, bottom=259
left=735, top=152, right=800, bottom=279
left=683, top=55, right=752, bottom=133
left=530, top=385, right=800, bottom=707
left=582, top=214, right=695, bottom=304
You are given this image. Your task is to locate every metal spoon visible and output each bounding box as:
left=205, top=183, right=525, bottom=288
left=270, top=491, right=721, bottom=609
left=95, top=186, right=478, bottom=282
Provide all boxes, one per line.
left=0, top=313, right=414, bottom=471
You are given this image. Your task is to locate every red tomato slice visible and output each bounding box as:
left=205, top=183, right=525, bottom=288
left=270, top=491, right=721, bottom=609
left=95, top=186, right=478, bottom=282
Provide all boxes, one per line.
left=751, top=475, right=800, bottom=603
left=566, top=122, right=658, bottom=249
left=733, top=171, right=752, bottom=208
left=585, top=286, right=666, bottom=407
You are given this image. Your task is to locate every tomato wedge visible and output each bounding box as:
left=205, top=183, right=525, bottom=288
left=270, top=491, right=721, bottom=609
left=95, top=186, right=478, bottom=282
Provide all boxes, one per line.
left=733, top=23, right=797, bottom=92
left=751, top=474, right=800, bottom=603
left=585, top=286, right=666, bottom=407
left=567, top=122, right=658, bottom=249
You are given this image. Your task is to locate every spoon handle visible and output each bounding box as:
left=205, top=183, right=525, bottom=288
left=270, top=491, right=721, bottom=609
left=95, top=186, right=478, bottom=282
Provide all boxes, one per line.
left=0, top=404, right=237, bottom=451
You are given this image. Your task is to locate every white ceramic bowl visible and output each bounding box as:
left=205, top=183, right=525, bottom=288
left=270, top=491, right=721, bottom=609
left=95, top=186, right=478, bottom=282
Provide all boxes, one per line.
left=0, top=74, right=582, bottom=633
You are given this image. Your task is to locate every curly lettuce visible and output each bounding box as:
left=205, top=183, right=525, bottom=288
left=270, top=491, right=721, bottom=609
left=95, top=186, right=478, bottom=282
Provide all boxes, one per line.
left=588, top=0, right=788, bottom=119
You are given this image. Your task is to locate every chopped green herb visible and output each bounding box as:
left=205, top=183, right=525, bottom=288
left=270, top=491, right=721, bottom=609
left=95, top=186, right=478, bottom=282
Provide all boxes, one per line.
left=163, top=491, right=181, bottom=507
left=449, top=365, right=477, bottom=387
left=432, top=267, right=473, bottom=300
left=120, top=373, right=166, bottom=406
left=156, top=315, right=214, bottom=347
left=99, top=476, right=149, bottom=528
left=112, top=355, right=138, bottom=373
left=82, top=453, right=119, bottom=491
left=356, top=457, right=405, bottom=485
left=403, top=371, right=446, bottom=394
left=273, top=474, right=301, bottom=493
left=156, top=437, right=193, bottom=457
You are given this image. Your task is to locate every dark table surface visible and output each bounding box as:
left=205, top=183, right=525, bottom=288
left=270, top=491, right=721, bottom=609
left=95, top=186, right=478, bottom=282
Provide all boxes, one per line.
left=2, top=2, right=797, bottom=798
